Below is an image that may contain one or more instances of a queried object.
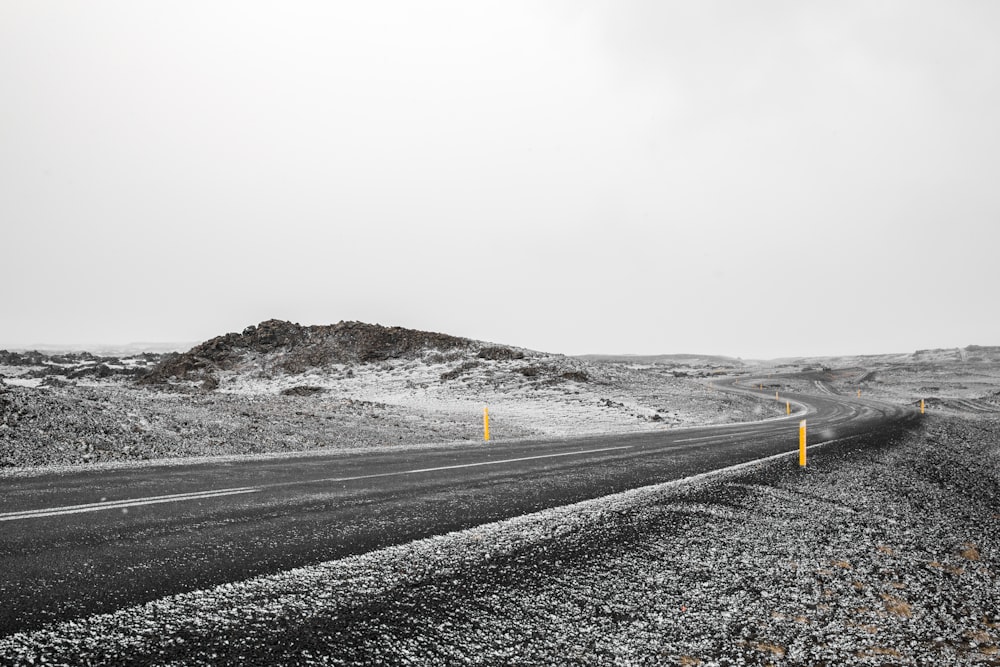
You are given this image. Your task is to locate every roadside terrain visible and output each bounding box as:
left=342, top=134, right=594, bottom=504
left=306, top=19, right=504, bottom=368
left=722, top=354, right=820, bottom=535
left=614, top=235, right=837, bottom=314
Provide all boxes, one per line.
left=1, top=323, right=998, bottom=664
left=1, top=320, right=776, bottom=471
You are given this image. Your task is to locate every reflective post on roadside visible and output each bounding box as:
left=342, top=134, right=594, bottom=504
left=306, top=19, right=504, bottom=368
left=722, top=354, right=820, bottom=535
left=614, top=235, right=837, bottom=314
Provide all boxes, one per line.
left=483, top=407, right=490, bottom=442
left=799, top=420, right=807, bottom=467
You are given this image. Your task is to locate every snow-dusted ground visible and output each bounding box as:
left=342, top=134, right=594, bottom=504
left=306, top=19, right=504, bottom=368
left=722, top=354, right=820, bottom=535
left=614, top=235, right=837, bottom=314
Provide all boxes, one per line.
left=212, top=352, right=768, bottom=437
left=3, top=346, right=998, bottom=664
left=0, top=350, right=776, bottom=470
left=2, top=415, right=996, bottom=665
left=787, top=353, right=1000, bottom=418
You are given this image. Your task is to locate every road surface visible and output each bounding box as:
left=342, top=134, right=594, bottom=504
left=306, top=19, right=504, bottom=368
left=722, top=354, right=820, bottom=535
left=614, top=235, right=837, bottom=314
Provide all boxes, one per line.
left=0, top=380, right=919, bottom=635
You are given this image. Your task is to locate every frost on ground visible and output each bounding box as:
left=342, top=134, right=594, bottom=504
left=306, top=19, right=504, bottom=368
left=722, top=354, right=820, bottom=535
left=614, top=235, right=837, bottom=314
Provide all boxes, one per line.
left=0, top=321, right=777, bottom=470
left=3, top=415, right=997, bottom=666
left=773, top=346, right=1000, bottom=417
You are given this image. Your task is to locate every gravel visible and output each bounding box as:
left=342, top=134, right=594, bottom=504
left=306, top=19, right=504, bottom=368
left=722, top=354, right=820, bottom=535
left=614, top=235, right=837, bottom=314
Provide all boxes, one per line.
left=2, top=414, right=996, bottom=665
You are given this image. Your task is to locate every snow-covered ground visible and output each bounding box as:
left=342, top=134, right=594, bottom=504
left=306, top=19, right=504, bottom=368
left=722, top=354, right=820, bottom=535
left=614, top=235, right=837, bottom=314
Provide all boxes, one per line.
left=212, top=352, right=767, bottom=437
left=0, top=348, right=776, bottom=470
left=3, top=343, right=998, bottom=663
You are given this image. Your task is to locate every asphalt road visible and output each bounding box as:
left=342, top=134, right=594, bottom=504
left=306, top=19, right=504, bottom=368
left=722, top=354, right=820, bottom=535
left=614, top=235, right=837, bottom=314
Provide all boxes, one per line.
left=0, top=380, right=920, bottom=635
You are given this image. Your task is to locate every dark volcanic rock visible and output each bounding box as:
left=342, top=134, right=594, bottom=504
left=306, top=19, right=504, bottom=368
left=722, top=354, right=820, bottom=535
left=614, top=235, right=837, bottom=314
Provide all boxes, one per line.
left=478, top=346, right=525, bottom=361
left=0, top=351, right=48, bottom=366
left=67, top=364, right=115, bottom=380
left=280, top=385, right=326, bottom=397
left=142, top=320, right=472, bottom=383
left=440, top=361, right=480, bottom=381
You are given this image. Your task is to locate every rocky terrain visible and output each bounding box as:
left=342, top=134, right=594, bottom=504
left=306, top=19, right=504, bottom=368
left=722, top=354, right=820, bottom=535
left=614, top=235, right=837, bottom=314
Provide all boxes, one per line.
left=1, top=325, right=998, bottom=664
left=140, top=320, right=475, bottom=384
left=4, top=328, right=994, bottom=474
left=1, top=320, right=780, bottom=471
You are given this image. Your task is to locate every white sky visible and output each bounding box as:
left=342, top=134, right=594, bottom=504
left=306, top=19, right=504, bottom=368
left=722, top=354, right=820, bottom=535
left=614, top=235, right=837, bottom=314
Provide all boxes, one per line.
left=2, top=1, right=998, bottom=358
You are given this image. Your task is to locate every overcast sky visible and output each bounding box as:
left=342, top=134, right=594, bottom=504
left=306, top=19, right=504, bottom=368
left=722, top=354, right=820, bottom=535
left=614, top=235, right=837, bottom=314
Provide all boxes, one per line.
left=2, top=1, right=998, bottom=358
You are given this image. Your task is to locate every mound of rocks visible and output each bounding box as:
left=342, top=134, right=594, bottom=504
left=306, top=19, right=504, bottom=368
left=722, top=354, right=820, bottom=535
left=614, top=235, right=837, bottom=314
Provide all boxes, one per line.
left=142, top=320, right=473, bottom=383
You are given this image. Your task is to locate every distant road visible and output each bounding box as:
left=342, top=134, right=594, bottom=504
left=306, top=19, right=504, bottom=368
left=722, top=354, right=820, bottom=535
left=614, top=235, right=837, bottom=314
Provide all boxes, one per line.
left=0, top=379, right=919, bottom=635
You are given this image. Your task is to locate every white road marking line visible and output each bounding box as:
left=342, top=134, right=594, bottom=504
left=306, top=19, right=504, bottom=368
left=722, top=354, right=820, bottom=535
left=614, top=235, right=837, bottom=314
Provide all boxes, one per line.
left=671, top=433, right=755, bottom=443
left=0, top=487, right=260, bottom=522
left=1, top=446, right=632, bottom=522
left=315, top=445, right=633, bottom=483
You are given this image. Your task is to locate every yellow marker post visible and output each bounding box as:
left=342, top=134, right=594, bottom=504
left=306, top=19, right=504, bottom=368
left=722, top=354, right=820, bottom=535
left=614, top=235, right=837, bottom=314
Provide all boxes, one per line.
left=799, top=420, right=807, bottom=467
left=483, top=407, right=490, bottom=441
left=786, top=401, right=791, bottom=415
left=857, top=389, right=861, bottom=398
left=920, top=399, right=925, bottom=414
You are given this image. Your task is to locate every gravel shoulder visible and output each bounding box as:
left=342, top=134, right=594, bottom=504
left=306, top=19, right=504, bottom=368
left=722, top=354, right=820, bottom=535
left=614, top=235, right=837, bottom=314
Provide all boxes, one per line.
left=3, top=414, right=996, bottom=665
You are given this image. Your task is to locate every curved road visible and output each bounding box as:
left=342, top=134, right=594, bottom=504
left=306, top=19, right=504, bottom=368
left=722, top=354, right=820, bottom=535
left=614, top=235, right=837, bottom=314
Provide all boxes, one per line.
left=0, top=379, right=920, bottom=635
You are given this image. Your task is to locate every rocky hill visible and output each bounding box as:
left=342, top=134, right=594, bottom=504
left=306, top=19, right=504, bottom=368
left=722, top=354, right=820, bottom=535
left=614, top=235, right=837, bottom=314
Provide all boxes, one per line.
left=142, top=319, right=482, bottom=384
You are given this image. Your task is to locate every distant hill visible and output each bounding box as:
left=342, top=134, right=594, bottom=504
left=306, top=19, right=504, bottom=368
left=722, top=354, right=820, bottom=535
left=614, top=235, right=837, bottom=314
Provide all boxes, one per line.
left=142, top=319, right=511, bottom=383
left=3, top=342, right=194, bottom=355
left=770, top=345, right=1000, bottom=367
left=576, top=353, right=750, bottom=367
